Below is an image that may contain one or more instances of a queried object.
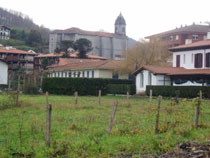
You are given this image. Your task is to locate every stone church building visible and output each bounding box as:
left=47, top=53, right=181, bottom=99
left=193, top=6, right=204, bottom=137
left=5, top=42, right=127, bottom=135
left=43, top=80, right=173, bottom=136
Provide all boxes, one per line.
left=49, top=13, right=129, bottom=60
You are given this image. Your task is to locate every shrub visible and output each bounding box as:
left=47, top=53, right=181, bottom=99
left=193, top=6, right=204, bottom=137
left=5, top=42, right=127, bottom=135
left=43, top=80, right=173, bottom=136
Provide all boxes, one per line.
left=107, top=84, right=136, bottom=95
left=42, top=78, right=135, bottom=96
left=146, top=86, right=210, bottom=98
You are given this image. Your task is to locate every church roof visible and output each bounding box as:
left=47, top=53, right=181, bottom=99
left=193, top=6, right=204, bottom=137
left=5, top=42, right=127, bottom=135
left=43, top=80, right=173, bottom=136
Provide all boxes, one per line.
left=115, top=13, right=126, bottom=25
left=52, top=27, right=124, bottom=38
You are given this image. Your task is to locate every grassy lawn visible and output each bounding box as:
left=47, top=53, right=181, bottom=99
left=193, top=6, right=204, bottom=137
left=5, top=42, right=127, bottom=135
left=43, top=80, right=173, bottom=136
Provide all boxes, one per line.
left=0, top=94, right=210, bottom=157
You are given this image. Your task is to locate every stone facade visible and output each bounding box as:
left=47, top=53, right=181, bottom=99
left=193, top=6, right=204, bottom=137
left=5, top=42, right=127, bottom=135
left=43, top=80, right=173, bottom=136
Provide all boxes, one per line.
left=49, top=14, right=128, bottom=60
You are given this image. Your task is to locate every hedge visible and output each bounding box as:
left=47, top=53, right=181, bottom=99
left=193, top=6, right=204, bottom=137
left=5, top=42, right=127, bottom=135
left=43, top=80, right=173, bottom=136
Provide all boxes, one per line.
left=146, top=86, right=210, bottom=98
left=107, top=84, right=136, bottom=95
left=42, top=78, right=135, bottom=96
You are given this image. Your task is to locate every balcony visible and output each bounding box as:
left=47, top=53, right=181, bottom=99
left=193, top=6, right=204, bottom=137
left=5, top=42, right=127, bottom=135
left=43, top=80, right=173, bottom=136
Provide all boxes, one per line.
left=6, top=56, right=18, bottom=62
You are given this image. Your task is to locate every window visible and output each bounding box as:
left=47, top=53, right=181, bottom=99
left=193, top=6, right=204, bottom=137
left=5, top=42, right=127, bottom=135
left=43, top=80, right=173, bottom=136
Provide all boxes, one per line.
left=61, top=72, right=63, bottom=78
left=183, top=54, right=186, bottom=64
left=169, top=36, right=173, bottom=41
left=73, top=72, right=76, bottom=78
left=58, top=72, right=60, bottom=77
left=112, top=73, right=118, bottom=79
left=77, top=72, right=81, bottom=77
left=194, top=53, right=203, bottom=68
left=148, top=72, right=152, bottom=85
left=176, top=55, right=180, bottom=67
left=206, top=53, right=210, bottom=67
left=69, top=72, right=72, bottom=78
left=176, top=35, right=179, bottom=40
left=140, top=73, right=144, bottom=88
left=192, top=35, right=198, bottom=40
left=82, top=71, right=85, bottom=77
left=92, top=71, right=94, bottom=78
left=65, top=72, right=67, bottom=78
left=87, top=71, right=89, bottom=78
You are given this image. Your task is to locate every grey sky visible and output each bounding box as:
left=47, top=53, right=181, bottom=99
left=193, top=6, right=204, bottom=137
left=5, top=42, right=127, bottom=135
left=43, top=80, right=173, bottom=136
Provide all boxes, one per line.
left=1, top=0, right=210, bottom=40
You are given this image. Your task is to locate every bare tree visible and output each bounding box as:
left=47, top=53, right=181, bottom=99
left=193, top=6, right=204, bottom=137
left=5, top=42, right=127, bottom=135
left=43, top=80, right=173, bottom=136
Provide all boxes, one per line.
left=117, top=39, right=172, bottom=73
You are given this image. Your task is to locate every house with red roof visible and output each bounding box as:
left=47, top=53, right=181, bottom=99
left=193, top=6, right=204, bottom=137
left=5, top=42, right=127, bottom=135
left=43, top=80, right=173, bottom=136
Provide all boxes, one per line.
left=134, top=32, right=210, bottom=93
left=48, top=59, right=128, bottom=79
left=0, top=46, right=37, bottom=72
left=146, top=23, right=210, bottom=47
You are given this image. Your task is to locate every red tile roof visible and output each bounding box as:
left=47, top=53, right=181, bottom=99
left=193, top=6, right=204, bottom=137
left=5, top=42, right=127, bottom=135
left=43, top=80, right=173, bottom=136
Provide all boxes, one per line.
left=169, top=68, right=210, bottom=76
left=133, top=65, right=185, bottom=75
left=49, top=60, right=122, bottom=71
left=133, top=65, right=210, bottom=76
left=52, top=27, right=124, bottom=38
left=146, top=24, right=210, bottom=38
left=35, top=53, right=61, bottom=58
left=35, top=51, right=107, bottom=60
left=49, top=58, right=103, bottom=68
left=169, top=39, right=210, bottom=51
left=0, top=46, right=37, bottom=55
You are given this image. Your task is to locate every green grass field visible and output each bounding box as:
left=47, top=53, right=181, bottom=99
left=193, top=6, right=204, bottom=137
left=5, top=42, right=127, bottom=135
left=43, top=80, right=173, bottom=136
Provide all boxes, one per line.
left=0, top=94, right=210, bottom=157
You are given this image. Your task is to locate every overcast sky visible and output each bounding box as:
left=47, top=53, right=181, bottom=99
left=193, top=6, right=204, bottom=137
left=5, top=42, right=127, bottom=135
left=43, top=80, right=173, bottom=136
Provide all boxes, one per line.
left=1, top=0, right=210, bottom=40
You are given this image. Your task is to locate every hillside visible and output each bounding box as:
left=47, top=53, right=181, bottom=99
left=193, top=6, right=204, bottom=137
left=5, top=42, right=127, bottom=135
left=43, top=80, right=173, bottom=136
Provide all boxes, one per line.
left=0, top=7, right=50, bottom=53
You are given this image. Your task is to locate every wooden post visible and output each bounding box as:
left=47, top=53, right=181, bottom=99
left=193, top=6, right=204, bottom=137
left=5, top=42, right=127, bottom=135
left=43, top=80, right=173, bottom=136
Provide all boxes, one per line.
left=194, top=97, right=201, bottom=129
left=74, top=91, right=78, bottom=105
left=155, top=96, right=162, bottom=134
left=16, top=90, right=19, bottom=107
left=98, top=90, right=101, bottom=105
left=46, top=104, right=52, bottom=147
left=199, top=90, right=202, bottom=101
left=126, top=91, right=130, bottom=105
left=107, top=101, right=118, bottom=136
left=17, top=75, right=20, bottom=92
left=149, top=89, right=152, bottom=105
left=46, top=92, right=49, bottom=107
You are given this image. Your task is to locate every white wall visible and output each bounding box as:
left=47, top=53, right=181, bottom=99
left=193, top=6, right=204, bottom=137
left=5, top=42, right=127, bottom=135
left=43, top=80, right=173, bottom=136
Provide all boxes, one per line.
left=173, top=48, right=210, bottom=69
left=0, top=61, right=8, bottom=85
left=135, top=70, right=171, bottom=93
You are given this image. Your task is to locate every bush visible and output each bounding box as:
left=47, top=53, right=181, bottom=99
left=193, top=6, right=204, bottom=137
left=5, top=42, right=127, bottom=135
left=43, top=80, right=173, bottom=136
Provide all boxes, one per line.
left=146, top=86, right=210, bottom=98
left=107, top=84, right=136, bottom=95
left=23, top=84, right=39, bottom=95
left=42, top=78, right=134, bottom=96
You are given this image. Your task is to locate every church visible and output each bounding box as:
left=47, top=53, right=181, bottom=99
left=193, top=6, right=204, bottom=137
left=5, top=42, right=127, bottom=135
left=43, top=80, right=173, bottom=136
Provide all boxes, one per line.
left=49, top=13, right=130, bottom=60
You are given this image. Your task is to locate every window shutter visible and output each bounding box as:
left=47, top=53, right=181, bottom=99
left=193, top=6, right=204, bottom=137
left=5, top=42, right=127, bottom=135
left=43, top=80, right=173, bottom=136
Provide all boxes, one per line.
left=195, top=54, right=198, bottom=68
left=176, top=55, right=180, bottom=67
left=200, top=54, right=203, bottom=68
left=206, top=53, right=209, bottom=67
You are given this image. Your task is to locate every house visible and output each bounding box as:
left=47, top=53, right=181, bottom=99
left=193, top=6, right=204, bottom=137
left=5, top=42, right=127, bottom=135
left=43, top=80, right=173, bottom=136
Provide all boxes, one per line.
left=134, top=32, right=210, bottom=93
left=0, top=46, right=37, bottom=72
left=146, top=24, right=210, bottom=47
left=48, top=59, right=129, bottom=79
left=0, top=59, right=8, bottom=85
left=49, top=13, right=136, bottom=60
left=0, top=25, right=10, bottom=40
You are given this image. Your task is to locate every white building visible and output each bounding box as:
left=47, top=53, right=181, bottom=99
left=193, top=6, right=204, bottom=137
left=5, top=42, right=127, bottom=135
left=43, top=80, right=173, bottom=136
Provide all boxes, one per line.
left=0, top=60, right=8, bottom=85
left=0, top=25, right=10, bottom=40
left=134, top=34, right=210, bottom=93
left=48, top=59, right=129, bottom=79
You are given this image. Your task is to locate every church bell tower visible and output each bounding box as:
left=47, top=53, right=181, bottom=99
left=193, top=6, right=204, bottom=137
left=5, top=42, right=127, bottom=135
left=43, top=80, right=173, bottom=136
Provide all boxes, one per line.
left=114, top=13, right=126, bottom=36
